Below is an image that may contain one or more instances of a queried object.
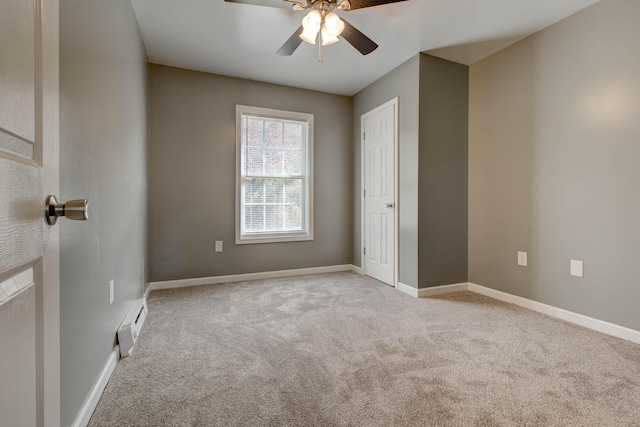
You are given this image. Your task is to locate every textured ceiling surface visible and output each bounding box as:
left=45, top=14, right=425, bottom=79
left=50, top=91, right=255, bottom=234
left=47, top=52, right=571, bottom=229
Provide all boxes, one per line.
left=132, top=0, right=599, bottom=95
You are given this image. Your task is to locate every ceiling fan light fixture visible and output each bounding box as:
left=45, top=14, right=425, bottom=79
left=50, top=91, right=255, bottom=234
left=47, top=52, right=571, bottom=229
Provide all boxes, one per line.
left=229, top=0, right=398, bottom=58
left=323, top=11, right=345, bottom=37
left=300, top=9, right=322, bottom=44
left=321, top=27, right=339, bottom=45
left=300, top=28, right=319, bottom=44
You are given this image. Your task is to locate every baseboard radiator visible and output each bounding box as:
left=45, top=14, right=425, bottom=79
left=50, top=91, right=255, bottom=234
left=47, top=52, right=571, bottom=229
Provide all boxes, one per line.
left=117, top=298, right=148, bottom=358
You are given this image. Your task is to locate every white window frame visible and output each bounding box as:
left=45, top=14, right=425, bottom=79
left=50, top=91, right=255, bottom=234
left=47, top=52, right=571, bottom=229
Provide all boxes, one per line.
left=235, top=105, right=314, bottom=245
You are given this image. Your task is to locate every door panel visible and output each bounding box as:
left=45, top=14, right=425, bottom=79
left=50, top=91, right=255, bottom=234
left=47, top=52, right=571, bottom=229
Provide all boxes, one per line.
left=0, top=0, right=45, bottom=275
left=0, top=0, right=35, bottom=146
left=0, top=0, right=60, bottom=425
left=380, top=146, right=388, bottom=197
left=0, top=277, right=37, bottom=426
left=380, top=212, right=388, bottom=265
left=0, top=158, right=45, bottom=276
left=369, top=212, right=377, bottom=262
left=363, top=101, right=396, bottom=286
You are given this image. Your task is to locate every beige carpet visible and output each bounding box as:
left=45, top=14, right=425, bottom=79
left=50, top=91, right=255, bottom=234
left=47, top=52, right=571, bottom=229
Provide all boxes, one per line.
left=89, top=272, right=640, bottom=426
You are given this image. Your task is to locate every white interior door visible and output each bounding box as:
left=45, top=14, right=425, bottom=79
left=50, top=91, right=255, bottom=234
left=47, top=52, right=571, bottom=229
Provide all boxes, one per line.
left=0, top=0, right=60, bottom=426
left=362, top=99, right=397, bottom=286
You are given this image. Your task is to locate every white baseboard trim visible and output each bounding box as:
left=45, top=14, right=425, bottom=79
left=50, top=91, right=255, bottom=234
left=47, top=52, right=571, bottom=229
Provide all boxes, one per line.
left=71, top=346, right=119, bottom=427
left=148, top=264, right=355, bottom=293
left=467, top=283, right=640, bottom=345
left=351, top=264, right=364, bottom=275
left=397, top=282, right=419, bottom=297
left=396, top=281, right=640, bottom=344
left=418, top=282, right=469, bottom=298
left=397, top=282, right=469, bottom=298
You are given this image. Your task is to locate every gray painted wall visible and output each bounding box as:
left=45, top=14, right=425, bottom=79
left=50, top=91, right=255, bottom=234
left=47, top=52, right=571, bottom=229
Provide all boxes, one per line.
left=149, top=65, right=352, bottom=281
left=418, top=55, right=468, bottom=288
left=353, top=54, right=469, bottom=289
left=353, top=55, right=420, bottom=287
left=59, top=1, right=148, bottom=425
left=469, top=0, right=640, bottom=330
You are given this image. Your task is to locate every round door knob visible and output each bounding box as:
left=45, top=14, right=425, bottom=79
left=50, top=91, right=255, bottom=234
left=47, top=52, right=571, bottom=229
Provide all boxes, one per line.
left=45, top=195, right=89, bottom=225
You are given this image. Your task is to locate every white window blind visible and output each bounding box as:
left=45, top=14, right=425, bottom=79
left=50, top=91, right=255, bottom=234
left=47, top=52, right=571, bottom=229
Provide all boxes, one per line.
left=236, top=106, right=313, bottom=244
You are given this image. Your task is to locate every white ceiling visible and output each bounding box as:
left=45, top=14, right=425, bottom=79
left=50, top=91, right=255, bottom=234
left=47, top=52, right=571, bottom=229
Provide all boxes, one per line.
left=131, top=0, right=599, bottom=96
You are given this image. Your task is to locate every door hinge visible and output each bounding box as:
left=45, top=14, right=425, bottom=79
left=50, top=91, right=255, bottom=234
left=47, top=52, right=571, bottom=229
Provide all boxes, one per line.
left=364, top=189, right=366, bottom=198
left=364, top=247, right=366, bottom=255
left=363, top=132, right=366, bottom=141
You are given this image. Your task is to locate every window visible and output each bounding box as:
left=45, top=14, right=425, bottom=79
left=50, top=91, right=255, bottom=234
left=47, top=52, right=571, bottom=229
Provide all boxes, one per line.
left=236, top=105, right=313, bottom=244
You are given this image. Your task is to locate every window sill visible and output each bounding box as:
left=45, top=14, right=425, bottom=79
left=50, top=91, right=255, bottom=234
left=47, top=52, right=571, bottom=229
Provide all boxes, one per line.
left=236, top=233, right=313, bottom=245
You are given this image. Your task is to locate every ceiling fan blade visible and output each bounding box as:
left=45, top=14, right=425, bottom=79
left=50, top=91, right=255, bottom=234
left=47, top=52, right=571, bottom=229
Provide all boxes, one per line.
left=345, top=0, right=409, bottom=10
left=340, top=19, right=378, bottom=55
left=277, top=26, right=304, bottom=56
left=224, top=0, right=294, bottom=10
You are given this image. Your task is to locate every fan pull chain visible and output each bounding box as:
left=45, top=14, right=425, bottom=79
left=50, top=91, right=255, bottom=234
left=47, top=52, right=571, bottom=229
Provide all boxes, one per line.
left=318, top=33, right=324, bottom=63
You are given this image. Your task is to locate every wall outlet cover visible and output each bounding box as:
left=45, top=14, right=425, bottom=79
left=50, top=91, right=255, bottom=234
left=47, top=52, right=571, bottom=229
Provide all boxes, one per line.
left=517, top=251, right=528, bottom=267
left=570, top=260, right=584, bottom=278
left=215, top=241, right=223, bottom=252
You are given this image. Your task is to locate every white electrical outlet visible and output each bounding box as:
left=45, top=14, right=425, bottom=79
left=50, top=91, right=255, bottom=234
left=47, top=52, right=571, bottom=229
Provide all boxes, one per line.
left=570, top=260, right=584, bottom=278
left=215, top=241, right=223, bottom=252
left=517, top=251, right=528, bottom=267
left=108, top=280, right=115, bottom=305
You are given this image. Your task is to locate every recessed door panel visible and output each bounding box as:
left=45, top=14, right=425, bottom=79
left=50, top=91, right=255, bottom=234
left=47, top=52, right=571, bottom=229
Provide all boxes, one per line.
left=0, top=271, right=37, bottom=426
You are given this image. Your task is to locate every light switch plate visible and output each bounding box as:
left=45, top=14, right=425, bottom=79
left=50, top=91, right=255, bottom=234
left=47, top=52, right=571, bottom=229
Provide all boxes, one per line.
left=517, top=251, right=528, bottom=267
left=570, top=260, right=584, bottom=277
left=215, top=241, right=223, bottom=252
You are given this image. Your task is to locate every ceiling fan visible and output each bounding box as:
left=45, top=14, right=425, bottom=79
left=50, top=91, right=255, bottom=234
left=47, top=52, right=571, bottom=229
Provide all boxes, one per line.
left=224, top=0, right=409, bottom=60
